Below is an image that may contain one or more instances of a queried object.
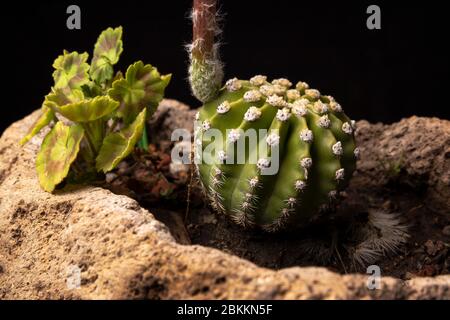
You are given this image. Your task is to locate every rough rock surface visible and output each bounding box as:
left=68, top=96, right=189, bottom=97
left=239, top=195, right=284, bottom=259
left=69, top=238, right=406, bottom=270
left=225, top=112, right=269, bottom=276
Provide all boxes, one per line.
left=0, top=100, right=449, bottom=299
left=354, top=117, right=449, bottom=215
left=148, top=99, right=197, bottom=153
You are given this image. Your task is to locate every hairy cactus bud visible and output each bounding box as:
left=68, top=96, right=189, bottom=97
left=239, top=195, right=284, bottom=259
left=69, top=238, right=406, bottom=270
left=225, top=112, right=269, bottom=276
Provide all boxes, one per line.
left=194, top=77, right=358, bottom=232
left=188, top=0, right=224, bottom=103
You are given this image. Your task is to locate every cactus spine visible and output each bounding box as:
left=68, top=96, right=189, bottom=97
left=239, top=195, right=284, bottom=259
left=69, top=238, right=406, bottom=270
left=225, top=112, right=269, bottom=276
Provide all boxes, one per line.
left=189, top=0, right=358, bottom=232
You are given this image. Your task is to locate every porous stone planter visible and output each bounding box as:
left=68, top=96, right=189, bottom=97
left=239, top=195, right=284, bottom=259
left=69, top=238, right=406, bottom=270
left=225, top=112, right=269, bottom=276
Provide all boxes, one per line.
left=0, top=100, right=448, bottom=299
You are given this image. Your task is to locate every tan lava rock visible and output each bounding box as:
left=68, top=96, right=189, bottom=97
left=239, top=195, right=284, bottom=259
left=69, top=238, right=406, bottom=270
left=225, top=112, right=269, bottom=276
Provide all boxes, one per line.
left=0, top=102, right=449, bottom=299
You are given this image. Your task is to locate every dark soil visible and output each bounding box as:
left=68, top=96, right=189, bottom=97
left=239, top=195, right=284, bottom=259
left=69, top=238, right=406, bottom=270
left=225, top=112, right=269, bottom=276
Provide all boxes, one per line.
left=104, top=142, right=449, bottom=280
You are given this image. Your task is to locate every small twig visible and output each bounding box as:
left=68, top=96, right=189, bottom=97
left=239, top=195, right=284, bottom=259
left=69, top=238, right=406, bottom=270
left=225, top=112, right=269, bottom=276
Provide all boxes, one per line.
left=332, top=229, right=348, bottom=274
left=335, top=246, right=348, bottom=274
left=185, top=148, right=195, bottom=223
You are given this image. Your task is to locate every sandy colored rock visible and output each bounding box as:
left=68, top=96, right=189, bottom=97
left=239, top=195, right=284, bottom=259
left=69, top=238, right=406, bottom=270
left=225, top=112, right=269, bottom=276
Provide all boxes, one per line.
left=0, top=102, right=449, bottom=299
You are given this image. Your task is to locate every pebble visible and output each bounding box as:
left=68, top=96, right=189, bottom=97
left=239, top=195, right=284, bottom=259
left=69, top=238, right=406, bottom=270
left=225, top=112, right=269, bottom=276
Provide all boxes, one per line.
left=424, top=239, right=444, bottom=256
left=202, top=213, right=218, bottom=225
left=117, top=161, right=129, bottom=175
left=404, top=272, right=415, bottom=280
left=105, top=173, right=118, bottom=183
left=442, top=225, right=450, bottom=236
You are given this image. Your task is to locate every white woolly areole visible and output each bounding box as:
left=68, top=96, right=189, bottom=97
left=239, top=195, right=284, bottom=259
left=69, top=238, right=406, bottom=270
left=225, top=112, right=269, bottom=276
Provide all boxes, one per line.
left=351, top=120, right=356, bottom=130
left=250, top=75, right=267, bottom=86
left=287, top=197, right=297, bottom=206
left=286, top=89, right=301, bottom=100
left=259, top=84, right=275, bottom=96
left=314, top=101, right=329, bottom=114
left=295, top=180, right=306, bottom=191
left=272, top=84, right=287, bottom=96
left=195, top=112, right=200, bottom=120
left=296, top=81, right=309, bottom=91
left=244, top=106, right=262, bottom=122
left=330, top=101, right=343, bottom=112
left=214, top=167, right=222, bottom=176
left=301, top=157, right=312, bottom=169
left=297, top=98, right=310, bottom=105
left=305, top=89, right=321, bottom=99
left=217, top=150, right=227, bottom=162
left=257, top=158, right=271, bottom=169
left=332, top=141, right=343, bottom=156
left=243, top=90, right=262, bottom=102
left=217, top=101, right=231, bottom=114
left=267, top=94, right=287, bottom=107
left=225, top=77, right=242, bottom=91
left=272, top=78, right=292, bottom=88
left=342, top=122, right=353, bottom=135
left=276, top=108, right=291, bottom=122
left=328, top=190, right=338, bottom=199
left=318, top=114, right=331, bottom=128
left=266, top=132, right=280, bottom=147
left=291, top=103, right=307, bottom=117
left=326, top=95, right=335, bottom=103
left=354, top=147, right=360, bottom=159
left=244, top=192, right=253, bottom=200
left=249, top=177, right=259, bottom=188
left=241, top=201, right=251, bottom=210
left=228, top=129, right=241, bottom=143
left=335, top=168, right=345, bottom=181
left=211, top=177, right=220, bottom=186
left=202, top=120, right=211, bottom=131
left=300, top=129, right=314, bottom=143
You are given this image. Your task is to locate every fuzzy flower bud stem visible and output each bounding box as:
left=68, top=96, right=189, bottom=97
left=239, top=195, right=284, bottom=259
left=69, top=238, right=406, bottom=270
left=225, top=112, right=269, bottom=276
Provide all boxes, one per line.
left=192, top=0, right=216, bottom=61
left=189, top=0, right=224, bottom=103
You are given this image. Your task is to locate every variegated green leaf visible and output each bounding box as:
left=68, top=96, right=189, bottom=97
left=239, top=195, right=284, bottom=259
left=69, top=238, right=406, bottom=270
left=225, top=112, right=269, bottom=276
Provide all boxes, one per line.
left=44, top=88, right=85, bottom=112
left=57, top=96, right=119, bottom=122
left=36, top=122, right=84, bottom=192
left=90, top=27, right=123, bottom=84
left=108, top=61, right=171, bottom=124
left=20, top=106, right=55, bottom=146
left=52, top=50, right=90, bottom=90
left=96, top=108, right=147, bottom=172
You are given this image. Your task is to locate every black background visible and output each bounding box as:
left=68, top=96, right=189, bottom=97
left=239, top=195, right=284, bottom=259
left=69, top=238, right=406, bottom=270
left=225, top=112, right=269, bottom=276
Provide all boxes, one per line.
left=2, top=0, right=449, bottom=132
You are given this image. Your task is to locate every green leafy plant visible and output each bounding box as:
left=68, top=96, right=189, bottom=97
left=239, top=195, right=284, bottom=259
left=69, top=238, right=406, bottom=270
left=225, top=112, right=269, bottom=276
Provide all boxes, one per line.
left=20, top=27, right=171, bottom=192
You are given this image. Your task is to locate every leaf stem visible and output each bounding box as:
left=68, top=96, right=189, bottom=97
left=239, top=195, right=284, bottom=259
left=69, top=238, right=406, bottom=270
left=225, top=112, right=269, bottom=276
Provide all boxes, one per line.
left=82, top=124, right=99, bottom=156
left=137, top=125, right=149, bottom=151
left=71, top=161, right=83, bottom=175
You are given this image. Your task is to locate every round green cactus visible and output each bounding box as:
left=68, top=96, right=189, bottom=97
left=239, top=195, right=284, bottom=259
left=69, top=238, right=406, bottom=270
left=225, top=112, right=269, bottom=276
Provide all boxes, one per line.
left=194, top=76, right=359, bottom=232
